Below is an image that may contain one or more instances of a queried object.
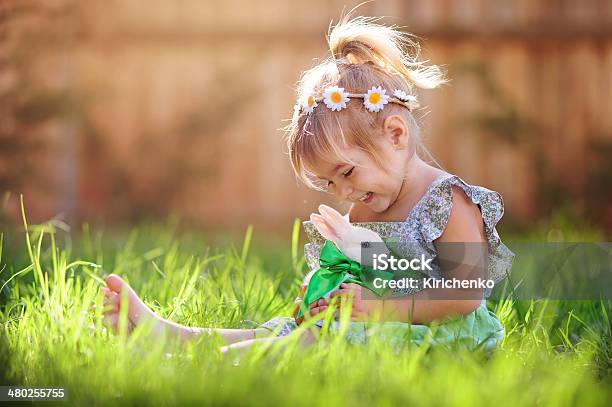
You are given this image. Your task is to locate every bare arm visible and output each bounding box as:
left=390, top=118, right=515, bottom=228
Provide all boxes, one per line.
left=366, top=186, right=487, bottom=324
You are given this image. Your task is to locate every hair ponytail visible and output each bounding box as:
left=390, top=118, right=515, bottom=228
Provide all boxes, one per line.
left=327, top=15, right=446, bottom=90
left=285, top=14, right=447, bottom=189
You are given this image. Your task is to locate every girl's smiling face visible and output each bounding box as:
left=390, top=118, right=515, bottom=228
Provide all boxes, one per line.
left=310, top=115, right=412, bottom=213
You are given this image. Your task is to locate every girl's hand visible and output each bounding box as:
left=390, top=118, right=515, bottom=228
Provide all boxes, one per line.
left=328, top=283, right=372, bottom=321
left=303, top=283, right=382, bottom=322
left=295, top=298, right=330, bottom=326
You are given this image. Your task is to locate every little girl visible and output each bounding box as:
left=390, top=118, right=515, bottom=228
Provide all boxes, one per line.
left=102, top=15, right=514, bottom=353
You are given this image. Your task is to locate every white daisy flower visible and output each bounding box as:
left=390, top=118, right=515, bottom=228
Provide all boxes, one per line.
left=392, top=89, right=417, bottom=103
left=363, top=86, right=390, bottom=112
left=293, top=103, right=302, bottom=115
left=323, top=86, right=350, bottom=111
left=302, top=94, right=318, bottom=113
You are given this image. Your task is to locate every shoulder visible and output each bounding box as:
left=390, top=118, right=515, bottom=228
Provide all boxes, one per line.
left=435, top=185, right=486, bottom=243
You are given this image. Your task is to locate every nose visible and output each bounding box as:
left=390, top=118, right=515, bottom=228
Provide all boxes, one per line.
left=334, top=179, right=354, bottom=201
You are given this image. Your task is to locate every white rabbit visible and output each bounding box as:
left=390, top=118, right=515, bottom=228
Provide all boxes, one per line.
left=310, top=204, right=387, bottom=262
left=293, top=204, right=391, bottom=316
left=301, top=204, right=390, bottom=286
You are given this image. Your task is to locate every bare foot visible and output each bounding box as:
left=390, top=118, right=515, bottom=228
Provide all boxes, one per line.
left=102, top=274, right=160, bottom=334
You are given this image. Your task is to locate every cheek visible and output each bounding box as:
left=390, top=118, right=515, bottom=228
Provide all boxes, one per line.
left=356, top=165, right=399, bottom=193
left=359, top=173, right=384, bottom=191
left=359, top=169, right=386, bottom=189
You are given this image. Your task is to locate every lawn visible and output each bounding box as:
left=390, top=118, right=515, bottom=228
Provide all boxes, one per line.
left=0, top=208, right=610, bottom=406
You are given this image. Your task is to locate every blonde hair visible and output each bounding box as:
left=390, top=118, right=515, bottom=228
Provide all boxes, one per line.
left=284, top=15, right=447, bottom=190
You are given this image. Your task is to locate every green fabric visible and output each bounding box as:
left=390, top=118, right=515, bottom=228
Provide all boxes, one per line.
left=259, top=302, right=505, bottom=352
left=339, top=302, right=505, bottom=352
left=297, top=241, right=395, bottom=319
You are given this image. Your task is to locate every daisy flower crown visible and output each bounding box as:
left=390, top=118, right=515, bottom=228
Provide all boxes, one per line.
left=295, top=85, right=419, bottom=115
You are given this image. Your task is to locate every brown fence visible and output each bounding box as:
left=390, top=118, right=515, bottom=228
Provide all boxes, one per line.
left=1, top=0, right=611, bottom=232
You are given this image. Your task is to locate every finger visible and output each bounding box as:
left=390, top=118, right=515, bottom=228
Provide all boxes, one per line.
left=309, top=299, right=328, bottom=309
left=329, top=289, right=355, bottom=298
left=310, top=306, right=328, bottom=316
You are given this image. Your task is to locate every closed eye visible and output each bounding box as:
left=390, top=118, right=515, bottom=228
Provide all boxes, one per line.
left=323, top=166, right=353, bottom=190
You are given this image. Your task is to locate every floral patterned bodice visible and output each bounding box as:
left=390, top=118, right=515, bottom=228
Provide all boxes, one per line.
left=302, top=173, right=515, bottom=298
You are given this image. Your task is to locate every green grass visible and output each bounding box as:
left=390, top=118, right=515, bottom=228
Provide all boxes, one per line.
left=0, top=211, right=610, bottom=406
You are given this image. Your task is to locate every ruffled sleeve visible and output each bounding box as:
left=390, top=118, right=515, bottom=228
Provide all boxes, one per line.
left=411, top=175, right=515, bottom=285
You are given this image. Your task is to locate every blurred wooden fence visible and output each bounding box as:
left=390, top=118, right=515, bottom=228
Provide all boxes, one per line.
left=1, top=0, right=611, bottom=231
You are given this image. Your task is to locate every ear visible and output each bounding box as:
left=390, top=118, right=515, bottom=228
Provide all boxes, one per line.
left=318, top=204, right=351, bottom=234
left=310, top=213, right=339, bottom=242
left=382, top=115, right=409, bottom=149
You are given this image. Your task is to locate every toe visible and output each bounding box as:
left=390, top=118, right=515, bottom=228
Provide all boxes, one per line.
left=105, top=274, right=125, bottom=293
left=104, top=274, right=154, bottom=324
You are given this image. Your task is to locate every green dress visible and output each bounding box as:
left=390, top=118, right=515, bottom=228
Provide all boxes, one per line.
left=259, top=174, right=514, bottom=351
